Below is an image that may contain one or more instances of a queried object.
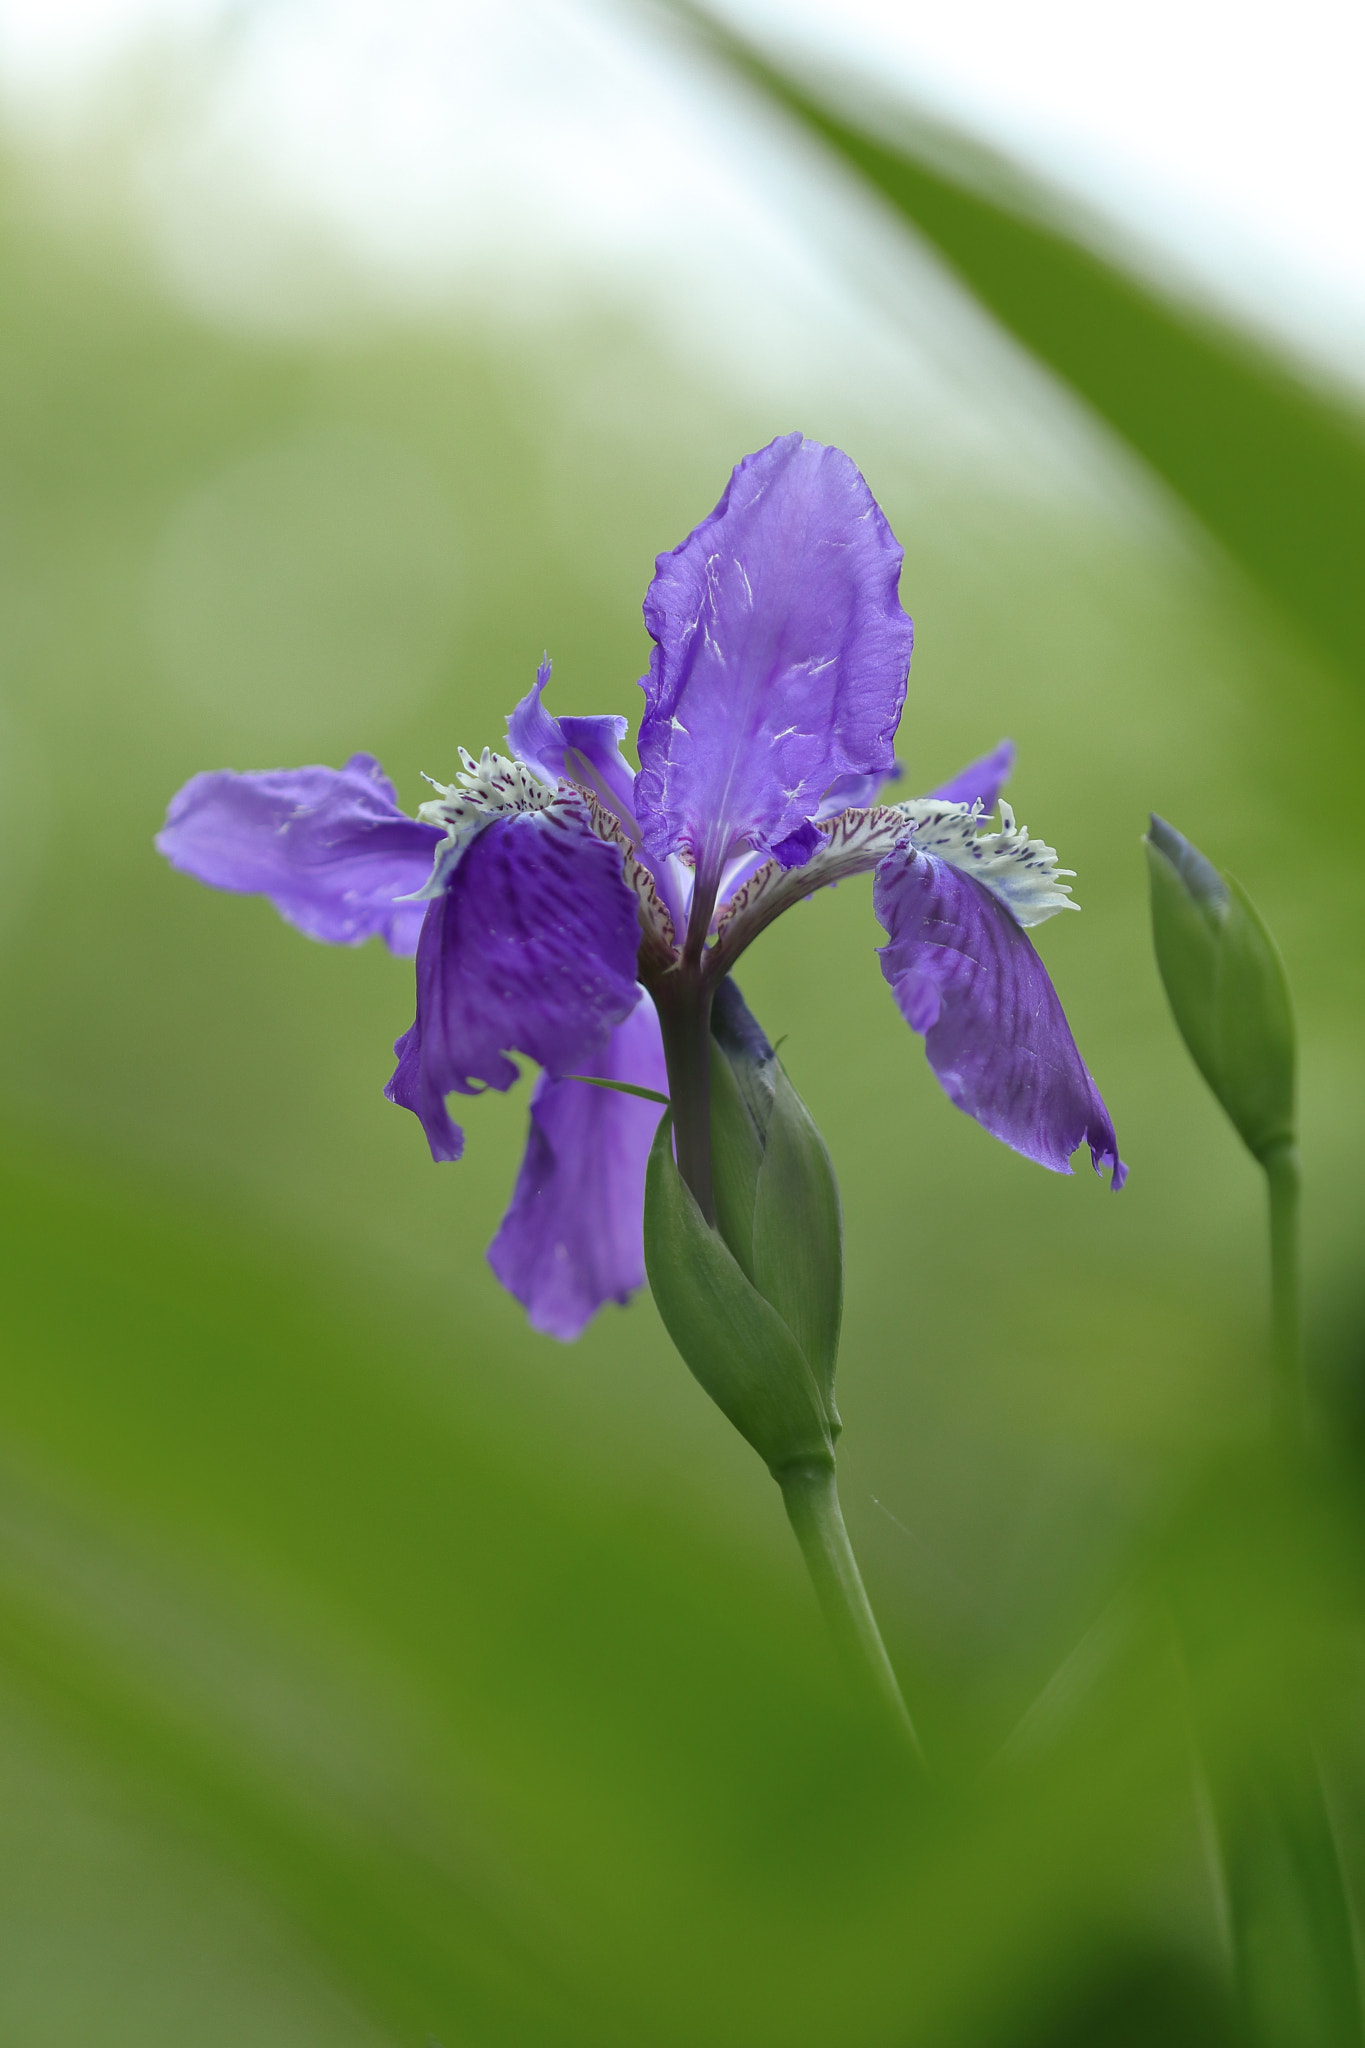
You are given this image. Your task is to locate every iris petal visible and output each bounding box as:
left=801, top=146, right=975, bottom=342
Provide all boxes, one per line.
left=635, top=434, right=914, bottom=896
left=928, top=738, right=1016, bottom=811
left=156, top=755, right=442, bottom=956
left=384, top=808, right=641, bottom=1163
left=488, top=993, right=668, bottom=1340
left=506, top=660, right=638, bottom=817
left=874, top=846, right=1125, bottom=1186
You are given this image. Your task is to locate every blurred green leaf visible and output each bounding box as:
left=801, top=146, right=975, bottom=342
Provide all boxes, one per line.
left=1224, top=1758, right=1364, bottom=2048
left=668, top=2, right=1365, bottom=687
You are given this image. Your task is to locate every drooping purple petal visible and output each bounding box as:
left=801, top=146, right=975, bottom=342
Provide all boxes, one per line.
left=873, top=845, right=1125, bottom=1186
left=384, top=807, right=642, bottom=1162
left=635, top=434, right=914, bottom=898
left=488, top=992, right=667, bottom=1340
left=506, top=660, right=639, bottom=818
left=928, top=739, right=1015, bottom=811
left=156, top=755, right=442, bottom=955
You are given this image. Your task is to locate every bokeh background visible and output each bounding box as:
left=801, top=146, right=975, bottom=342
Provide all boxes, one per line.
left=1, top=3, right=1363, bottom=2042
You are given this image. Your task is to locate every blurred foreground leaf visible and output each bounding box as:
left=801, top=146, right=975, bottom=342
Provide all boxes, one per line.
left=6, top=1123, right=1365, bottom=2043
left=668, top=2, right=1365, bottom=687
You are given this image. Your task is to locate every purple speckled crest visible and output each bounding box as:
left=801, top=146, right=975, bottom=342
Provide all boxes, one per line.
left=384, top=808, right=642, bottom=1164
left=634, top=435, right=913, bottom=897
left=873, top=846, right=1125, bottom=1187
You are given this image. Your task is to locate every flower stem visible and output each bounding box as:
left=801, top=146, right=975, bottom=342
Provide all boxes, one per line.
left=778, top=1458, right=924, bottom=1761
left=1263, top=1141, right=1303, bottom=1445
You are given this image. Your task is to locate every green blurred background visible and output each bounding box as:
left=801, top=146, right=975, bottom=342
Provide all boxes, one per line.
left=1, top=9, right=1363, bottom=2042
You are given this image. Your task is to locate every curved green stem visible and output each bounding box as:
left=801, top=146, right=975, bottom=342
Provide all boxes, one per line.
left=778, top=1459, right=924, bottom=1762
left=1263, top=1141, right=1303, bottom=1445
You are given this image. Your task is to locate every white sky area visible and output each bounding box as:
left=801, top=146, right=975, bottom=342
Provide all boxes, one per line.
left=0, top=0, right=1361, bottom=391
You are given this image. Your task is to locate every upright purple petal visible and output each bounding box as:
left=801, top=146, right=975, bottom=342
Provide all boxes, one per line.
left=506, top=660, right=638, bottom=818
left=635, top=435, right=914, bottom=896
left=384, top=807, right=642, bottom=1162
left=873, top=846, right=1124, bottom=1186
left=488, top=993, right=667, bottom=1340
left=928, top=739, right=1016, bottom=811
left=157, top=755, right=441, bottom=955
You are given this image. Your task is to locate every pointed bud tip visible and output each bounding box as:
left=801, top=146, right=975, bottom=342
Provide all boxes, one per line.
left=1146, top=813, right=1228, bottom=917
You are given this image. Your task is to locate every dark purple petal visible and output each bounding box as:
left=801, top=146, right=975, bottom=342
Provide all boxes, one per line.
left=506, top=660, right=638, bottom=818
left=635, top=434, right=914, bottom=895
left=384, top=807, right=642, bottom=1162
left=816, top=759, right=905, bottom=817
left=771, top=820, right=823, bottom=870
left=928, top=739, right=1015, bottom=811
left=873, top=846, right=1125, bottom=1186
left=487, top=993, right=667, bottom=1340
left=156, top=755, right=441, bottom=955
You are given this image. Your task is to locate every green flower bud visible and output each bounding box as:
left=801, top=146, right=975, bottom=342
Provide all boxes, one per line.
left=643, top=980, right=843, bottom=1476
left=1145, top=816, right=1295, bottom=1164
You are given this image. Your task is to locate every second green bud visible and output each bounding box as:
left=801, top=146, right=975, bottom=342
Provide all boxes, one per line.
left=1145, top=815, right=1295, bottom=1166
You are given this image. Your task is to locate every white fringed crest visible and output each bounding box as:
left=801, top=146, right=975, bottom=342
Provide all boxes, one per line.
left=404, top=747, right=580, bottom=900
left=896, top=798, right=1078, bottom=928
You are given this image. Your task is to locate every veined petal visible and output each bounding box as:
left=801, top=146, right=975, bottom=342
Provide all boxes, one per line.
left=384, top=803, right=641, bottom=1162
left=156, top=755, right=441, bottom=956
left=928, top=739, right=1015, bottom=811
left=506, top=659, right=638, bottom=818
left=635, top=434, right=914, bottom=896
left=873, top=847, right=1125, bottom=1186
left=488, top=993, right=667, bottom=1340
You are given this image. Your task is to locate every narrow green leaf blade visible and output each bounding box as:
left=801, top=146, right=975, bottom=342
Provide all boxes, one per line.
left=561, top=1074, right=671, bottom=1105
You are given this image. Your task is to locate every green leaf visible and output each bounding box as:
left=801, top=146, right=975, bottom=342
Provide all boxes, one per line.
left=643, top=1111, right=834, bottom=1476
left=1223, top=1756, right=1365, bottom=2048
left=752, top=1066, right=844, bottom=1429
left=561, top=1074, right=671, bottom=1105
left=703, top=981, right=845, bottom=1427
left=663, top=0, right=1365, bottom=689
left=707, top=1035, right=767, bottom=1283
left=1146, top=816, right=1295, bottom=1164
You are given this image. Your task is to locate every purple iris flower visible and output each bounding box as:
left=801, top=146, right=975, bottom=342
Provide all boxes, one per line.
left=158, top=433, right=1123, bottom=1341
